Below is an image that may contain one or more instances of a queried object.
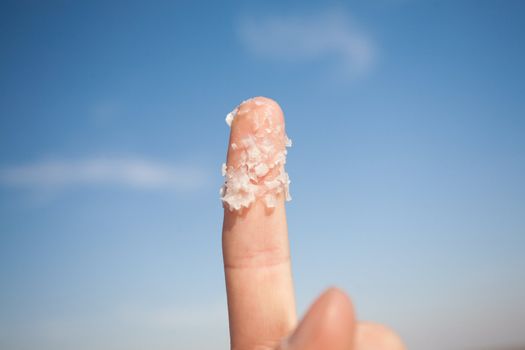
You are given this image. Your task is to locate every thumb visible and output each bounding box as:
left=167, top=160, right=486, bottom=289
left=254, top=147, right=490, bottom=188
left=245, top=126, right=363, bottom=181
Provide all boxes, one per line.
left=282, top=288, right=356, bottom=350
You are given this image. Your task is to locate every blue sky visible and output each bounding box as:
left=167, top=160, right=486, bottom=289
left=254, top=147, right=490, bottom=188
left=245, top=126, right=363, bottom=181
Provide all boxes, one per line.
left=1, top=1, right=524, bottom=349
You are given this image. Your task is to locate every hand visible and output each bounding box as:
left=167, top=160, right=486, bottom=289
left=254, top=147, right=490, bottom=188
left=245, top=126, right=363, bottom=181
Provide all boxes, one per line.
left=221, top=97, right=406, bottom=350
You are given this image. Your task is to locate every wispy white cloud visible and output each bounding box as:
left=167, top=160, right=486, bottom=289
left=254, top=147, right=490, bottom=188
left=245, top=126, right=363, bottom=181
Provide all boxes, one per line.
left=0, top=156, right=208, bottom=192
left=237, top=9, right=377, bottom=77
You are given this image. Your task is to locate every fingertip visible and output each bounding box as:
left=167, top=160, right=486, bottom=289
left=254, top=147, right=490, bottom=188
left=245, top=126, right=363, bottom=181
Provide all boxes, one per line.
left=315, top=287, right=356, bottom=339
left=230, top=96, right=285, bottom=137
left=222, top=96, right=291, bottom=212
left=322, top=287, right=355, bottom=312
left=286, top=287, right=356, bottom=350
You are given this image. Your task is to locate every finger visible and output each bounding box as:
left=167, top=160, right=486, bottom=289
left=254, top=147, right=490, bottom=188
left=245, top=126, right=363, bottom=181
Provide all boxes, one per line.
left=221, top=97, right=296, bottom=349
left=354, top=322, right=406, bottom=350
left=282, top=288, right=356, bottom=350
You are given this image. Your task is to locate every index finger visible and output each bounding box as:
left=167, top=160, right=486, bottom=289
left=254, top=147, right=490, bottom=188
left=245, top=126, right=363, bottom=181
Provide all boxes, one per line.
left=221, top=97, right=296, bottom=349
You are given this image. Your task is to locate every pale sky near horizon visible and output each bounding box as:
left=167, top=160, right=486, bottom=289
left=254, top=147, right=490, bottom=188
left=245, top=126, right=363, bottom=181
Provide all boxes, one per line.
left=1, top=1, right=525, bottom=349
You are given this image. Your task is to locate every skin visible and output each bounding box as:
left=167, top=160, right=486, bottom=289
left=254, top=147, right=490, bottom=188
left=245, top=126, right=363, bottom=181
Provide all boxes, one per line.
left=222, top=97, right=406, bottom=350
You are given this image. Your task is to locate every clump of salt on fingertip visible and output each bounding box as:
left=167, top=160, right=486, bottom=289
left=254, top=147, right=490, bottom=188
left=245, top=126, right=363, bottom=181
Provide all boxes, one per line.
left=220, top=97, right=292, bottom=211
left=225, top=108, right=237, bottom=127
